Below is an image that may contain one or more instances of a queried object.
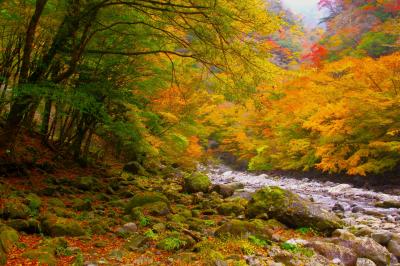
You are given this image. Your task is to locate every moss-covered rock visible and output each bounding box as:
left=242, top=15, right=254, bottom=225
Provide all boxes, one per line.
left=246, top=186, right=343, bottom=234
left=48, top=198, right=66, bottom=208
left=184, top=173, right=211, bottom=193
left=124, top=233, right=149, bottom=251
left=41, top=215, right=85, bottom=236
left=0, top=225, right=19, bottom=253
left=217, top=202, right=245, bottom=216
left=214, top=219, right=273, bottom=240
left=22, top=237, right=67, bottom=266
left=1, top=199, right=31, bottom=219
left=125, top=192, right=168, bottom=214
left=22, top=248, right=57, bottom=266
left=123, top=161, right=147, bottom=175
left=26, top=193, right=42, bottom=212
left=73, top=176, right=97, bottom=191
left=141, top=201, right=170, bottom=216
left=6, top=218, right=40, bottom=233
left=374, top=200, right=400, bottom=209
left=71, top=198, right=92, bottom=211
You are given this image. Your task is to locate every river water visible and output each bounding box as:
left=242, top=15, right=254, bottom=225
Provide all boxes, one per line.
left=206, top=165, right=400, bottom=234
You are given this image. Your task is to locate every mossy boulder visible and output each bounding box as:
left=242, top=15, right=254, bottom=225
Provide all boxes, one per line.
left=0, top=225, right=19, bottom=253
left=375, top=200, right=400, bottom=209
left=217, top=202, right=245, bottom=216
left=214, top=219, right=273, bottom=240
left=73, top=176, right=97, bottom=191
left=124, top=233, right=149, bottom=251
left=71, top=198, right=92, bottom=211
left=125, top=192, right=168, bottom=214
left=41, top=215, right=85, bottom=236
left=50, top=207, right=75, bottom=218
left=141, top=201, right=170, bottom=216
left=6, top=218, right=40, bottom=233
left=26, top=193, right=42, bottom=212
left=184, top=173, right=211, bottom=193
left=1, top=199, right=31, bottom=219
left=123, top=161, right=146, bottom=175
left=23, top=248, right=57, bottom=266
left=22, top=237, right=67, bottom=266
left=47, top=198, right=66, bottom=208
left=246, top=186, right=343, bottom=234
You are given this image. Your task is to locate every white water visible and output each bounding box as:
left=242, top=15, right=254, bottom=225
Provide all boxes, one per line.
left=206, top=165, right=400, bottom=234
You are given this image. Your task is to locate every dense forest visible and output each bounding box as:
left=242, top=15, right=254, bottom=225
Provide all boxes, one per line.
left=0, top=0, right=400, bottom=265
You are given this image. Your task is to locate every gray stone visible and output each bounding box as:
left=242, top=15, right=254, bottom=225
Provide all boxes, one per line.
left=306, top=240, right=357, bottom=266
left=332, top=229, right=357, bottom=241
left=121, top=222, right=138, bottom=233
left=356, top=258, right=376, bottom=266
left=355, top=227, right=373, bottom=237
left=332, top=202, right=345, bottom=213
left=371, top=231, right=392, bottom=246
left=388, top=235, right=400, bottom=258
left=331, top=237, right=397, bottom=266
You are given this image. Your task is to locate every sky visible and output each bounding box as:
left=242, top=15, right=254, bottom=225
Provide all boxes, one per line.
left=281, top=0, right=324, bottom=28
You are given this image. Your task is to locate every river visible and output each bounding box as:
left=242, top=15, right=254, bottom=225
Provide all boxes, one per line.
left=206, top=165, right=400, bottom=235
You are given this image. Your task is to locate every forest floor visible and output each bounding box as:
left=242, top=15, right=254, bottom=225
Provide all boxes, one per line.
left=0, top=134, right=399, bottom=266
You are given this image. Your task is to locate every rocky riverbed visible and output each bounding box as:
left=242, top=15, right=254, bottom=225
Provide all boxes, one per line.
left=207, top=165, right=400, bottom=235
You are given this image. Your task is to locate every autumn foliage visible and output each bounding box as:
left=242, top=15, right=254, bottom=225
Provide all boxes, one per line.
left=218, top=52, right=400, bottom=175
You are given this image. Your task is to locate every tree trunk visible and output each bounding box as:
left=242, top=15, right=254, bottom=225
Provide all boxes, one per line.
left=41, top=98, right=52, bottom=142
left=0, top=0, right=48, bottom=148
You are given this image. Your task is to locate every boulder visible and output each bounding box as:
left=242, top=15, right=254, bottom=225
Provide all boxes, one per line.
left=331, top=237, right=397, bottom=266
left=117, top=222, right=138, bottom=237
left=22, top=238, right=67, bottom=266
left=371, top=231, right=392, bottom=246
left=245, top=186, right=343, bottom=234
left=47, top=198, right=66, bottom=208
left=332, top=202, right=345, bottom=213
left=123, top=161, right=146, bottom=175
left=124, top=233, right=149, bottom=251
left=125, top=192, right=168, bottom=214
left=6, top=218, right=40, bottom=234
left=1, top=199, right=30, bottom=219
left=40, top=215, right=85, bottom=236
left=26, top=193, right=42, bottom=212
left=214, top=219, right=273, bottom=240
left=141, top=201, right=170, bottom=216
left=356, top=258, right=376, bottom=266
left=71, top=198, right=92, bottom=211
left=184, top=173, right=211, bottom=193
left=73, top=176, right=97, bottom=191
left=212, top=183, right=244, bottom=198
left=305, top=241, right=357, bottom=266
left=217, top=202, right=245, bottom=216
left=22, top=247, right=57, bottom=266
left=355, top=227, right=373, bottom=237
left=0, top=225, right=19, bottom=253
left=351, top=206, right=365, bottom=213
left=374, top=201, right=400, bottom=209
left=387, top=234, right=400, bottom=258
